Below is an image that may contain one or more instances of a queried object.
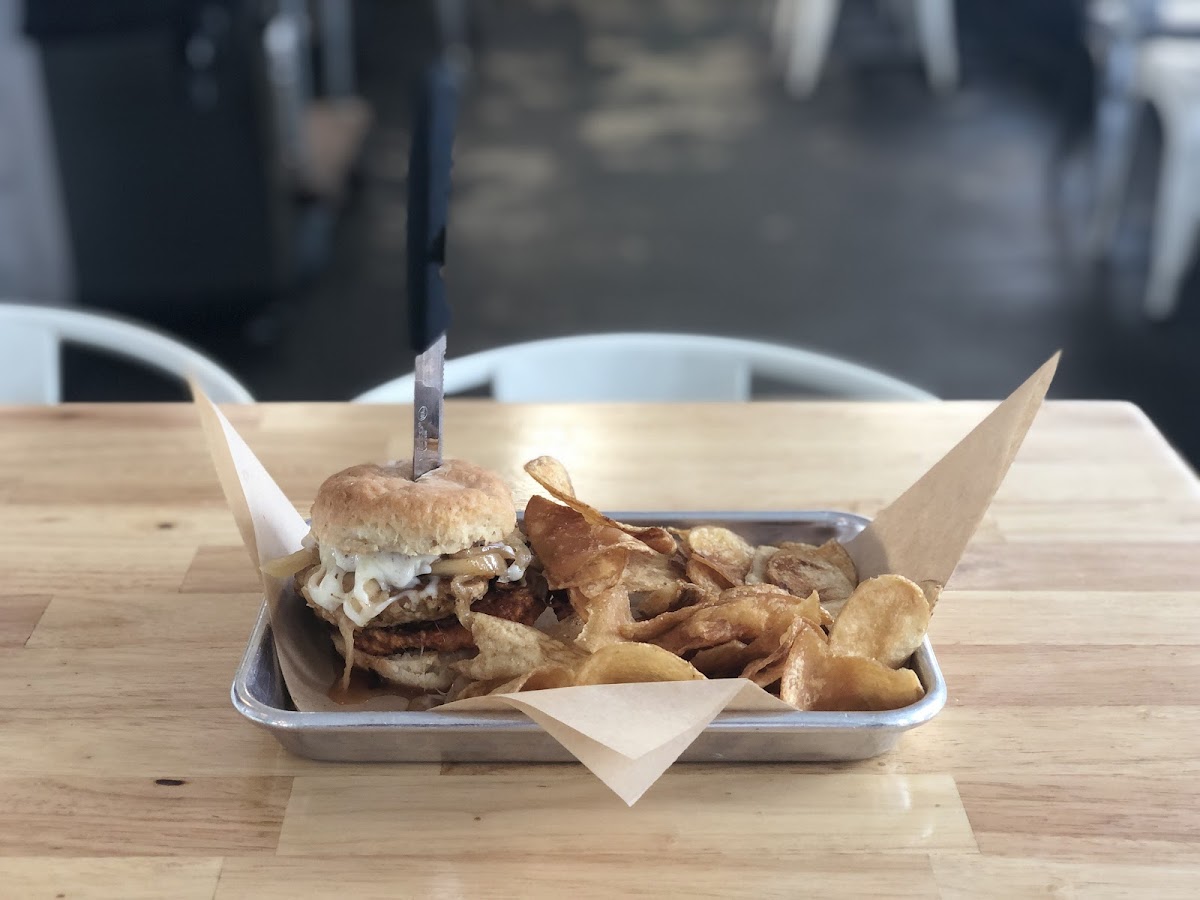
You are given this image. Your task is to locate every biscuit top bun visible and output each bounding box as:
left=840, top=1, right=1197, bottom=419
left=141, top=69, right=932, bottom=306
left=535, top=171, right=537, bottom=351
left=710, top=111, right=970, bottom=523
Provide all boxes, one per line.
left=310, top=459, right=516, bottom=556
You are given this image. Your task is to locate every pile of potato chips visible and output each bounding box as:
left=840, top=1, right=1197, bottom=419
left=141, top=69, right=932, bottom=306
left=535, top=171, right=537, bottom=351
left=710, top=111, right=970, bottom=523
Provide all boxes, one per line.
left=450, top=457, right=931, bottom=711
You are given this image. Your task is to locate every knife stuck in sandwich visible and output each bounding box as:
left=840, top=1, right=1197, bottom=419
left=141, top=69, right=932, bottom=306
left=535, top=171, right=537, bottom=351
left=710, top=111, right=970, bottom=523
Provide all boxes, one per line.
left=406, top=60, right=459, bottom=479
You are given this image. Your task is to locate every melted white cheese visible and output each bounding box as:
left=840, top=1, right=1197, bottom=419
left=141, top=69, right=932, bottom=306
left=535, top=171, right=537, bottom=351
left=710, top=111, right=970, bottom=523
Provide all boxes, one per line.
left=305, top=540, right=526, bottom=627
left=495, top=544, right=526, bottom=583
left=308, top=546, right=439, bottom=627
left=321, top=544, right=438, bottom=584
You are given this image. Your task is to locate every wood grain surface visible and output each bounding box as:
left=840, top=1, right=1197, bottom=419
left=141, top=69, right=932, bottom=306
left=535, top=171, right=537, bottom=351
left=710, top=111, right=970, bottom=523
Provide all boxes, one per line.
left=1, top=401, right=1198, bottom=898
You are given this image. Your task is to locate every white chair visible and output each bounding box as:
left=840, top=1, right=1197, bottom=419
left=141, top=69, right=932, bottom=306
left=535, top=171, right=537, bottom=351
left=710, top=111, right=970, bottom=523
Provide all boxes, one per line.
left=0, top=2, right=72, bottom=304
left=1137, top=40, right=1200, bottom=318
left=1086, top=3, right=1200, bottom=318
left=771, top=0, right=959, bottom=98
left=354, top=333, right=935, bottom=403
left=0, top=302, right=254, bottom=403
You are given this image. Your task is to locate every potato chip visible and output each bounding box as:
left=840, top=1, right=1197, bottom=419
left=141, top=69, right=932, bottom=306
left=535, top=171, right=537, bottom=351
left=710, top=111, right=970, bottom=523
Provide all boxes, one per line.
left=686, top=555, right=736, bottom=592
left=765, top=544, right=855, bottom=609
left=622, top=525, right=677, bottom=556
left=574, top=584, right=634, bottom=652
left=513, top=462, right=931, bottom=713
left=739, top=619, right=825, bottom=686
left=524, top=455, right=577, bottom=499
left=682, top=526, right=754, bottom=582
left=451, top=667, right=575, bottom=700
left=776, top=541, right=851, bottom=572
left=828, top=574, right=931, bottom=668
left=622, top=600, right=705, bottom=642
left=655, top=617, right=744, bottom=655
left=573, top=642, right=705, bottom=685
left=622, top=551, right=684, bottom=593
left=633, top=582, right=685, bottom=619
left=740, top=613, right=823, bottom=682
left=652, top=590, right=824, bottom=656
left=815, top=539, right=858, bottom=586
left=716, top=583, right=802, bottom=604
left=620, top=590, right=730, bottom=643
left=778, top=627, right=828, bottom=709
left=676, top=582, right=720, bottom=610
left=813, top=657, right=924, bottom=711
left=546, top=612, right=584, bottom=643
left=452, top=612, right=586, bottom=682
left=451, top=676, right=508, bottom=700
left=485, top=664, right=578, bottom=695
left=780, top=626, right=924, bottom=711
left=623, top=583, right=795, bottom=642
left=523, top=495, right=635, bottom=594
left=572, top=547, right=635, bottom=598
left=743, top=545, right=778, bottom=584
left=689, top=640, right=751, bottom=677
left=519, top=665, right=577, bottom=691
left=747, top=657, right=786, bottom=689
left=524, top=457, right=677, bottom=554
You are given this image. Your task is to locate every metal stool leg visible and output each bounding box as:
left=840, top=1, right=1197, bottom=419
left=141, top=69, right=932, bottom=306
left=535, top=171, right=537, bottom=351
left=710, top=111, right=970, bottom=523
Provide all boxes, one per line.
left=1089, top=37, right=1142, bottom=260
left=912, top=0, right=959, bottom=92
left=784, top=0, right=841, bottom=98
left=1144, top=114, right=1200, bottom=320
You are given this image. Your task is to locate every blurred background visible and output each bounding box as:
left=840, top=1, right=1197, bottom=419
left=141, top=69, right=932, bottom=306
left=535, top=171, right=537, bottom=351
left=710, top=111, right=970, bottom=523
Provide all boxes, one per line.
left=2, top=0, right=1199, bottom=463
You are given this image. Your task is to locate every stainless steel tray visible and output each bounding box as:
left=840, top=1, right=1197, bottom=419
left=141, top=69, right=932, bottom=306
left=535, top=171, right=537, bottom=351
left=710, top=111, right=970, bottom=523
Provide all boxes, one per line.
left=232, top=511, right=947, bottom=762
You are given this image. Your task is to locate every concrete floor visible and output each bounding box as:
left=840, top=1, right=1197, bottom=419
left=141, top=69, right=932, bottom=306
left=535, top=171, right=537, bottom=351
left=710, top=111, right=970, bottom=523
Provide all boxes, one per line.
left=67, top=0, right=1200, bottom=465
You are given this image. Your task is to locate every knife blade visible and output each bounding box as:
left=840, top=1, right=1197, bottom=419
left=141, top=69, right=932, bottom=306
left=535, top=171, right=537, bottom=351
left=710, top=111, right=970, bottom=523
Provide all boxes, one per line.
left=412, top=334, right=446, bottom=478
left=407, top=60, right=459, bottom=479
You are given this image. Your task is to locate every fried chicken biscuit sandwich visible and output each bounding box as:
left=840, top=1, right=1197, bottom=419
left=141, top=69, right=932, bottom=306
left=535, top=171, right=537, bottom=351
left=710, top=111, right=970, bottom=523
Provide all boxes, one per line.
left=271, top=459, right=540, bottom=693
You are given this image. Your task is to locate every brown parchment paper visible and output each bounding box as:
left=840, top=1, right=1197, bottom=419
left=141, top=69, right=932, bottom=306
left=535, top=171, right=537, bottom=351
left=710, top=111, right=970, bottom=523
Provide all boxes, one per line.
left=844, top=352, right=1059, bottom=602
left=192, top=353, right=1058, bottom=804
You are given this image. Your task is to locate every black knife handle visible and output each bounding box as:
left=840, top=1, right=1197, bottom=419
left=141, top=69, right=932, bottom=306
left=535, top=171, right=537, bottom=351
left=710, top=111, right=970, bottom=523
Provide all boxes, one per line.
left=407, top=60, right=458, bottom=354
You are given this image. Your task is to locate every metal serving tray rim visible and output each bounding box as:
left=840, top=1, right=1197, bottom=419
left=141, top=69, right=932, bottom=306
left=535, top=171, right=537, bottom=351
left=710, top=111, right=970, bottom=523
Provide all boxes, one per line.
left=231, top=510, right=948, bottom=736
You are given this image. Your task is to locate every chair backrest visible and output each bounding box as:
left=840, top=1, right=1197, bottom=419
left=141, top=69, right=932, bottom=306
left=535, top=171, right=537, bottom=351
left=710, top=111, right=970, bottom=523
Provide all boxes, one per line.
left=0, top=302, right=254, bottom=403
left=1140, top=38, right=1200, bottom=105
left=354, top=333, right=935, bottom=403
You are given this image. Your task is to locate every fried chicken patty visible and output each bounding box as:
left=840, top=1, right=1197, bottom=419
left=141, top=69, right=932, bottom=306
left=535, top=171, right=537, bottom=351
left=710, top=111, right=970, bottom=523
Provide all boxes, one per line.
left=298, top=564, right=484, bottom=627
left=350, top=583, right=545, bottom=655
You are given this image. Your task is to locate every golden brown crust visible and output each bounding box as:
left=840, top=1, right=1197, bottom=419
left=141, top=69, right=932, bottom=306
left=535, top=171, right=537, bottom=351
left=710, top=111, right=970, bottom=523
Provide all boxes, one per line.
left=324, top=582, right=547, bottom=691
left=350, top=583, right=545, bottom=655
left=310, top=458, right=516, bottom=555
left=329, top=633, right=468, bottom=692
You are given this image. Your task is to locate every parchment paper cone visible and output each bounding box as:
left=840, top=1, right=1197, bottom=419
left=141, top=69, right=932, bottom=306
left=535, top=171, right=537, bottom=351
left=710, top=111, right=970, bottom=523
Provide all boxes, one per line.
left=192, top=352, right=1058, bottom=804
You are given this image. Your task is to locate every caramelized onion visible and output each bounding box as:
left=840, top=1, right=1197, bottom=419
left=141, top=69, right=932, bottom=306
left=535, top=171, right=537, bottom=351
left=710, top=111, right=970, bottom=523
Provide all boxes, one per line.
left=336, top=616, right=356, bottom=690
left=445, top=544, right=498, bottom=560
left=506, top=530, right=533, bottom=571
left=261, top=546, right=319, bottom=579
left=429, top=550, right=509, bottom=577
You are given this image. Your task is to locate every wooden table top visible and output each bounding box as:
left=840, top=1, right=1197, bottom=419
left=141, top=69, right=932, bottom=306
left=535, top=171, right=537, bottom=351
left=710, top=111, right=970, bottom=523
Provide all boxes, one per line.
left=1, top=400, right=1198, bottom=898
